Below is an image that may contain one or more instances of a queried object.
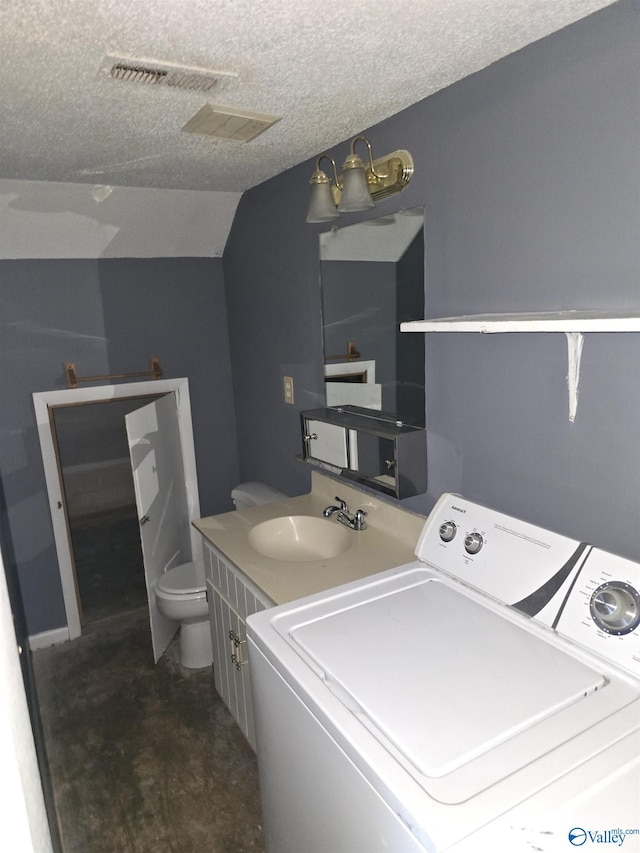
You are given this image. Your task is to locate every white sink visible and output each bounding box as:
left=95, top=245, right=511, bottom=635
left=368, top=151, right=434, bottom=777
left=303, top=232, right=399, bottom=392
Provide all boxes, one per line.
left=248, top=515, right=352, bottom=562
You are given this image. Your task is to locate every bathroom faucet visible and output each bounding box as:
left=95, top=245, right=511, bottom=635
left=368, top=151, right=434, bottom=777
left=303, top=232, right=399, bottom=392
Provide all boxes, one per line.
left=323, top=496, right=348, bottom=516
left=323, top=496, right=367, bottom=531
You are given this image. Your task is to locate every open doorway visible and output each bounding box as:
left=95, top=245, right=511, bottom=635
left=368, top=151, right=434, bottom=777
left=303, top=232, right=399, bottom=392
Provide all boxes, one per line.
left=33, top=378, right=202, bottom=641
left=51, top=396, right=162, bottom=627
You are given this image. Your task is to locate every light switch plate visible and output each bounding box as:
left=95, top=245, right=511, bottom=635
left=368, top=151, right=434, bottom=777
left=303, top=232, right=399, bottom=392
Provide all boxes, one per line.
left=283, top=376, right=294, bottom=404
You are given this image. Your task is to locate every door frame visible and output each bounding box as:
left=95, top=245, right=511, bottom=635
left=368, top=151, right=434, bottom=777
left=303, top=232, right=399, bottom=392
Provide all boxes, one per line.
left=33, top=378, right=201, bottom=641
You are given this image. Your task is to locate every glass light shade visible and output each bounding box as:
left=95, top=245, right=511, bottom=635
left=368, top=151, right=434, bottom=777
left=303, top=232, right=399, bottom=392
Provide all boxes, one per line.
left=307, top=183, right=340, bottom=222
left=306, top=180, right=340, bottom=223
left=337, top=166, right=374, bottom=213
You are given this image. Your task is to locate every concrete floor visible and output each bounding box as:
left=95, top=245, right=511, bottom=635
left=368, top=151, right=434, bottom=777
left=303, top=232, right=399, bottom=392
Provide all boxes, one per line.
left=32, top=608, right=266, bottom=852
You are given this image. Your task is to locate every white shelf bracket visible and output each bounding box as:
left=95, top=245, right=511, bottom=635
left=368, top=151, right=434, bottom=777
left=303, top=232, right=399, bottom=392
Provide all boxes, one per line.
left=565, top=331, right=585, bottom=423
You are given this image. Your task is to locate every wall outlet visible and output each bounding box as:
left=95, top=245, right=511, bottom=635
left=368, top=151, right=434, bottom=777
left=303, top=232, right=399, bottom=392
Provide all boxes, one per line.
left=283, top=376, right=294, bottom=404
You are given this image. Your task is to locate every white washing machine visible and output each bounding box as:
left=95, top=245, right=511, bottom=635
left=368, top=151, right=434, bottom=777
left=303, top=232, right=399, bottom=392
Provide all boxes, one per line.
left=246, top=493, right=640, bottom=853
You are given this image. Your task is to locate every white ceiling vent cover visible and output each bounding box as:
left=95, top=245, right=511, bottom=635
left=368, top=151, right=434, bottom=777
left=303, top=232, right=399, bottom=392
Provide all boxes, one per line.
left=182, top=104, right=281, bottom=143
left=98, top=54, right=238, bottom=93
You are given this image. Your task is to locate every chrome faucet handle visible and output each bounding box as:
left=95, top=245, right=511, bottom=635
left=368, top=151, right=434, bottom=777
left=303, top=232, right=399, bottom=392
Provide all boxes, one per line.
left=334, top=496, right=349, bottom=512
left=354, top=509, right=368, bottom=531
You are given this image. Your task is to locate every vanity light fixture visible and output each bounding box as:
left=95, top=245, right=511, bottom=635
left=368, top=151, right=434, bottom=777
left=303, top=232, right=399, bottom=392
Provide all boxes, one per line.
left=306, top=136, right=413, bottom=223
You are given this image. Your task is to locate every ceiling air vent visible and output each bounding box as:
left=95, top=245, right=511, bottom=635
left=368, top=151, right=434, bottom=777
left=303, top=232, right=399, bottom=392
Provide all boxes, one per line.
left=98, top=54, right=238, bottom=93
left=182, top=104, right=281, bottom=143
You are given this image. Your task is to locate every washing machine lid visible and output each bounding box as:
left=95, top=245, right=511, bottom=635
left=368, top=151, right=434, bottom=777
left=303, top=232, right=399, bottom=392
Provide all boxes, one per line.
left=288, top=576, right=607, bottom=802
left=157, top=560, right=205, bottom=594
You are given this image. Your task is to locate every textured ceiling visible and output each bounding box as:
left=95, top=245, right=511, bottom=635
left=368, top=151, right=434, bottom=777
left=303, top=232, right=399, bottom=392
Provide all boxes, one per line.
left=0, top=0, right=618, bottom=193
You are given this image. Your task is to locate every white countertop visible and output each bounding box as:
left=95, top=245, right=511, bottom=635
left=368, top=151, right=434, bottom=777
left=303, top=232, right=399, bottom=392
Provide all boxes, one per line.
left=193, top=472, right=426, bottom=605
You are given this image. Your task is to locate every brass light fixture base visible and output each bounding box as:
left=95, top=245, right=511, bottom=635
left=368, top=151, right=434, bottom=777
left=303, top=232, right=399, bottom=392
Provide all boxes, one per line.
left=327, top=149, right=414, bottom=206
left=365, top=149, right=414, bottom=201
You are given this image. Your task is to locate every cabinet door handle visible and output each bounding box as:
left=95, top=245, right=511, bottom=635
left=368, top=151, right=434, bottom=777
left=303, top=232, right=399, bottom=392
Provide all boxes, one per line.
left=228, top=629, right=248, bottom=670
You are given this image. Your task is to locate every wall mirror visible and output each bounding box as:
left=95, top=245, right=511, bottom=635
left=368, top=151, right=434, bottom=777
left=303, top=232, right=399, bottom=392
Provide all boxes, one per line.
left=319, top=207, right=425, bottom=427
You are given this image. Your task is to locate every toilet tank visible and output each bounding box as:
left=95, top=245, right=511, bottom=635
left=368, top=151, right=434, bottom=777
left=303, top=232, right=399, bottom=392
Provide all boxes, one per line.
left=231, top=481, right=288, bottom=510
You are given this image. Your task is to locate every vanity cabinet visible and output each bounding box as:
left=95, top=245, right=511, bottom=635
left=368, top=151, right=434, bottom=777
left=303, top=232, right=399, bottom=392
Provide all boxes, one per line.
left=300, top=405, right=426, bottom=499
left=203, top=540, right=271, bottom=750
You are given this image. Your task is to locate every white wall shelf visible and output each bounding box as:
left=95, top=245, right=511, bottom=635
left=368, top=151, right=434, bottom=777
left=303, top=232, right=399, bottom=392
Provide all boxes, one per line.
left=400, top=311, right=640, bottom=334
left=400, top=311, right=640, bottom=423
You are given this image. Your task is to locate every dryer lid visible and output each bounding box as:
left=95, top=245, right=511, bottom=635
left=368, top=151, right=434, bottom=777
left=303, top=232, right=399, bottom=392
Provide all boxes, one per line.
left=157, top=560, right=205, bottom=594
left=289, top=576, right=606, bottom=802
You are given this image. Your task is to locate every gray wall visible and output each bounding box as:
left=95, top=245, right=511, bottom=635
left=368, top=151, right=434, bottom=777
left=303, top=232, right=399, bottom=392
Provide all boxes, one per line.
left=0, top=257, right=238, bottom=634
left=224, top=1, right=640, bottom=560
left=99, top=258, right=239, bottom=516
left=223, top=175, right=326, bottom=495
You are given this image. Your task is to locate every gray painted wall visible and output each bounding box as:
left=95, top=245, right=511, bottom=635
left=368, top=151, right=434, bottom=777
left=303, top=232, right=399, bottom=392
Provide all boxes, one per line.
left=99, top=259, right=240, bottom=516
left=0, top=257, right=238, bottom=633
left=224, top=1, right=640, bottom=560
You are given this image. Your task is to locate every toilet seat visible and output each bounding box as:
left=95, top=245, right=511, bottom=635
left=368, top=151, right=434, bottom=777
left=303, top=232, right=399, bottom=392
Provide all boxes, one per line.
left=156, top=560, right=205, bottom=595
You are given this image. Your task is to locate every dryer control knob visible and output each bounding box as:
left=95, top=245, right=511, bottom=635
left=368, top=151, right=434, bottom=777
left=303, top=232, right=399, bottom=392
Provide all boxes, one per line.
left=439, top=521, right=457, bottom=542
left=464, top=532, right=484, bottom=555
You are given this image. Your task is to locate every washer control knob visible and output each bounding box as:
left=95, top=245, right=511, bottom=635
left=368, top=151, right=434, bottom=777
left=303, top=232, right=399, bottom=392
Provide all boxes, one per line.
left=464, top=532, right=484, bottom=555
left=439, top=521, right=457, bottom=542
left=589, top=581, right=640, bottom=635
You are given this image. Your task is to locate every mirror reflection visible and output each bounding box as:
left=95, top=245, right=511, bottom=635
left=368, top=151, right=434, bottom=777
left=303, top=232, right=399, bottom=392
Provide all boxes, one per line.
left=319, top=207, right=425, bottom=427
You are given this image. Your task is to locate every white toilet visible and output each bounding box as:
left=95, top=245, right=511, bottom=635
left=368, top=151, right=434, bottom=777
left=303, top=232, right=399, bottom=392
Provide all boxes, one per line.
left=231, top=481, right=288, bottom=510
left=154, top=481, right=288, bottom=669
left=154, top=559, right=211, bottom=669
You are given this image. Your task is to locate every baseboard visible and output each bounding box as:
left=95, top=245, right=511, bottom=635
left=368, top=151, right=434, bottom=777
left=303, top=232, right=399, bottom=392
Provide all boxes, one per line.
left=28, top=626, right=70, bottom=651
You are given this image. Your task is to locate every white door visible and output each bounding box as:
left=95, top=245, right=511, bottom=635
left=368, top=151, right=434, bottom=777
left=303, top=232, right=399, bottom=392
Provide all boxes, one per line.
left=126, top=392, right=196, bottom=662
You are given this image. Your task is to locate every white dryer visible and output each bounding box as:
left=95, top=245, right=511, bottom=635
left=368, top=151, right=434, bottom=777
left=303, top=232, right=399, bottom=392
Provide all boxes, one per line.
left=247, top=494, right=640, bottom=853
